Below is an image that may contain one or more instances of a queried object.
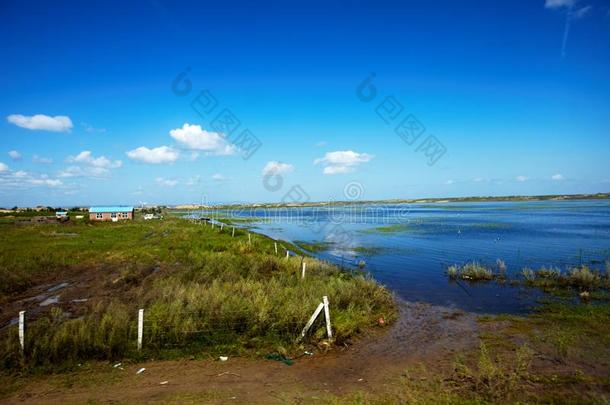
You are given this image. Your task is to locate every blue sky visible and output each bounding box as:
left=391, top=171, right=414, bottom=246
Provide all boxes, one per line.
left=1, top=0, right=609, bottom=207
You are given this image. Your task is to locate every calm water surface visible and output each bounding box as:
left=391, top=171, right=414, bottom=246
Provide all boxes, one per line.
left=197, top=200, right=610, bottom=314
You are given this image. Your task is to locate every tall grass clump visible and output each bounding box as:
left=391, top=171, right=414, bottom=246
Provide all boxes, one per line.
left=521, top=264, right=609, bottom=291
left=447, top=262, right=494, bottom=281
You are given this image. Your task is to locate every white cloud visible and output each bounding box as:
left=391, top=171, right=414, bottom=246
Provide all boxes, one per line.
left=445, top=180, right=454, bottom=185
left=0, top=166, right=67, bottom=190
left=516, top=175, right=528, bottom=182
left=169, top=123, right=236, bottom=155
left=8, top=150, right=21, bottom=161
left=61, top=150, right=122, bottom=178
left=551, top=173, right=564, bottom=181
left=58, top=166, right=85, bottom=178
left=7, top=114, right=73, bottom=132
left=33, top=155, right=53, bottom=164
left=186, top=175, right=201, bottom=186
left=32, top=178, right=63, bottom=187
left=545, top=0, right=575, bottom=9
left=262, top=161, right=295, bottom=176
left=212, top=173, right=227, bottom=181
left=314, top=150, right=373, bottom=175
left=81, top=122, right=106, bottom=133
left=155, top=177, right=178, bottom=187
left=69, top=151, right=122, bottom=169
left=126, top=146, right=179, bottom=164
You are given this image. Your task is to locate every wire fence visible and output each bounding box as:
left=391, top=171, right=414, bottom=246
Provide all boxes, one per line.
left=6, top=295, right=334, bottom=363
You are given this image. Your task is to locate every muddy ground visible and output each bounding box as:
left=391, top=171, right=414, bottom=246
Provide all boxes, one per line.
left=1, top=301, right=478, bottom=404
left=1, top=267, right=608, bottom=403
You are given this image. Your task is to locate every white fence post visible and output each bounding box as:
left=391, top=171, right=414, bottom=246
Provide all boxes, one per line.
left=248, top=233, right=251, bottom=244
left=18, top=311, right=25, bottom=354
left=220, top=223, right=224, bottom=231
left=274, top=242, right=278, bottom=255
left=232, top=227, right=235, bottom=237
left=302, top=262, right=307, bottom=279
left=137, top=309, right=144, bottom=351
left=300, top=302, right=324, bottom=338
left=323, top=296, right=333, bottom=340
left=212, top=222, right=215, bottom=229
left=286, top=250, right=290, bottom=259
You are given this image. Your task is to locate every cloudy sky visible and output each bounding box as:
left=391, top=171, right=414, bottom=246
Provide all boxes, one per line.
left=1, top=0, right=609, bottom=206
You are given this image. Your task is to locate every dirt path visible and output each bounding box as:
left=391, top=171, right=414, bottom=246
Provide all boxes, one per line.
left=2, top=302, right=478, bottom=404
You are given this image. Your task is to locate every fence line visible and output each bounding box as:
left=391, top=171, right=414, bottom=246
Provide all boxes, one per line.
left=12, top=296, right=334, bottom=355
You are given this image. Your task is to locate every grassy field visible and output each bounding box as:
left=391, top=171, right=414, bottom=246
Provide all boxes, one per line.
left=0, top=215, right=395, bottom=371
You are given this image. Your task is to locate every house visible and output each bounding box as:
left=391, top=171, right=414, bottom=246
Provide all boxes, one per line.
left=55, top=211, right=68, bottom=219
left=89, top=206, right=134, bottom=222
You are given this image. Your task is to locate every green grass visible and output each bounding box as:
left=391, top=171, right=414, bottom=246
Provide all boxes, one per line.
left=0, top=217, right=395, bottom=372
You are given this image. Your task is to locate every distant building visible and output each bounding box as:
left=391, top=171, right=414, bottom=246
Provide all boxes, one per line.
left=55, top=211, right=68, bottom=219
left=89, top=206, right=134, bottom=222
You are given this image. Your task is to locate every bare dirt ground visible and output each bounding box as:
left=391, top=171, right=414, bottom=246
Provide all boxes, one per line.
left=1, top=302, right=478, bottom=404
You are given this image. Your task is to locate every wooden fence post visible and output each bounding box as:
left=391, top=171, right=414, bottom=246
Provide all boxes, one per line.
left=323, top=296, right=333, bottom=340
left=232, top=227, right=235, bottom=237
left=302, top=262, right=307, bottom=279
left=18, top=311, right=25, bottom=354
left=274, top=242, right=278, bottom=255
left=248, top=233, right=251, bottom=244
left=300, top=302, right=324, bottom=338
left=137, top=309, right=144, bottom=351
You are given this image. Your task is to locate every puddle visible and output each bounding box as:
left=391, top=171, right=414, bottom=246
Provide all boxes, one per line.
left=40, top=295, right=60, bottom=306
left=47, top=282, right=69, bottom=293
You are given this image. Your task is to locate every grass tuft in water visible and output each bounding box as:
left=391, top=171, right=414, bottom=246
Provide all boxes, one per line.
left=446, top=262, right=494, bottom=281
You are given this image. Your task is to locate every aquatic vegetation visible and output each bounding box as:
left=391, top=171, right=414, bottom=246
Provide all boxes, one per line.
left=520, top=264, right=609, bottom=295
left=535, top=267, right=561, bottom=279
left=567, top=265, right=600, bottom=288
left=295, top=240, right=333, bottom=252
left=360, top=224, right=410, bottom=234
left=446, top=262, right=493, bottom=281
left=521, top=268, right=535, bottom=282
left=471, top=222, right=510, bottom=229
left=496, top=259, right=507, bottom=280
left=353, top=246, right=386, bottom=255
left=461, top=262, right=494, bottom=280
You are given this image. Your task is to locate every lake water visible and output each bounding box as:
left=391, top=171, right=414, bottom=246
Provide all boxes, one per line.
left=195, top=200, right=610, bottom=314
